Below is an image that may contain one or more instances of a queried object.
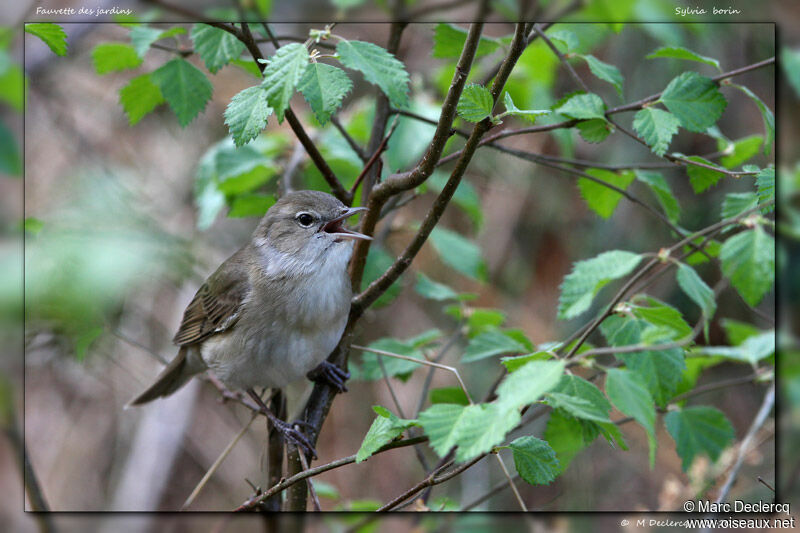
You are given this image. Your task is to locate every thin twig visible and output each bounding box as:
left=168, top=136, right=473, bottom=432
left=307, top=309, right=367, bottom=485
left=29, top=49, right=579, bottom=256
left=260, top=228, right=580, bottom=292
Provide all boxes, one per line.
left=562, top=200, right=774, bottom=359
left=331, top=116, right=368, bottom=161
left=714, top=383, right=775, bottom=504
left=493, top=452, right=527, bottom=511
left=182, top=412, right=258, bottom=510
left=350, top=116, right=399, bottom=195
left=351, top=345, right=474, bottom=405
left=234, top=436, right=427, bottom=511
left=298, top=452, right=321, bottom=511
left=533, top=23, right=589, bottom=92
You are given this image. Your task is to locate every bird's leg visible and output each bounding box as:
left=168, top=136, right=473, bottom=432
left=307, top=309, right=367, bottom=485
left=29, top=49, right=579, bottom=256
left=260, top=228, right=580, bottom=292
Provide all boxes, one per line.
left=307, top=360, right=350, bottom=393
left=246, top=389, right=318, bottom=460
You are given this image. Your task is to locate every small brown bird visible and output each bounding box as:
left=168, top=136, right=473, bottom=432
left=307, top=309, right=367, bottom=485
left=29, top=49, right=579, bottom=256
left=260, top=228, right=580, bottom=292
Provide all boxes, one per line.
left=128, top=190, right=370, bottom=457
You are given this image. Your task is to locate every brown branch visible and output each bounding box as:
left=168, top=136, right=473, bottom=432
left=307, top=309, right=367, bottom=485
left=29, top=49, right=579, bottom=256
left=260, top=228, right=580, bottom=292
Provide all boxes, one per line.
left=331, top=116, right=368, bottom=162
left=533, top=23, right=589, bottom=93
left=231, top=22, right=351, bottom=204
left=234, top=436, right=428, bottom=511
left=377, top=456, right=483, bottom=512
left=714, top=383, right=775, bottom=503
left=348, top=8, right=490, bottom=307
left=562, top=200, right=774, bottom=359
left=353, top=20, right=527, bottom=314
left=350, top=117, right=399, bottom=195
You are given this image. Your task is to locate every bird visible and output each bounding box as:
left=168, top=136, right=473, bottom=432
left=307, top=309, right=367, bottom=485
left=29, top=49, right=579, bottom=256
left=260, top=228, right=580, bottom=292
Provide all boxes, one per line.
left=127, top=190, right=371, bottom=458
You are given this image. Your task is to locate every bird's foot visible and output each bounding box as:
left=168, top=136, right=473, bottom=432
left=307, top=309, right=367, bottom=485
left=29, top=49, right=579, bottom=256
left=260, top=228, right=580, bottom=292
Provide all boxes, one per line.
left=307, top=360, right=350, bottom=393
left=270, top=417, right=318, bottom=460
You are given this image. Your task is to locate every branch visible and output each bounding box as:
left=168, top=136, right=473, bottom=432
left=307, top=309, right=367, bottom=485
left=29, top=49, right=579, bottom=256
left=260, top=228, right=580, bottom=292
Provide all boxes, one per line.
left=377, top=455, right=484, bottom=512
left=562, top=200, right=774, bottom=359
left=234, top=436, right=428, bottom=511
left=533, top=23, right=589, bottom=92
left=330, top=116, right=368, bottom=162
left=353, top=19, right=527, bottom=313
left=233, top=22, right=351, bottom=204
left=714, top=383, right=775, bottom=504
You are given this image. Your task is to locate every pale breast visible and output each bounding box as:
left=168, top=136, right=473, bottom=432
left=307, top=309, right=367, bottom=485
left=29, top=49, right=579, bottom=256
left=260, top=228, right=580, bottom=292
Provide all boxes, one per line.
left=201, top=244, right=353, bottom=390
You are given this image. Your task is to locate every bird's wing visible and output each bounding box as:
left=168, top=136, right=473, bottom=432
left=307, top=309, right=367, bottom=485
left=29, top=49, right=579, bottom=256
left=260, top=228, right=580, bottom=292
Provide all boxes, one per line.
left=173, top=248, right=251, bottom=346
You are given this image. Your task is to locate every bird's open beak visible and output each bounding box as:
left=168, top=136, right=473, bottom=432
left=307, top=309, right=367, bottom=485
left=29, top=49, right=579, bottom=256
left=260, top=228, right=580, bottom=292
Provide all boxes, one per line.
left=322, top=206, right=372, bottom=241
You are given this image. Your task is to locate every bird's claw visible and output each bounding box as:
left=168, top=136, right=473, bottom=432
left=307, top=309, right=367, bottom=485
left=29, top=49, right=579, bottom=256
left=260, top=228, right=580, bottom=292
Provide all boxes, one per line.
left=307, top=360, right=350, bottom=393
left=272, top=418, right=318, bottom=460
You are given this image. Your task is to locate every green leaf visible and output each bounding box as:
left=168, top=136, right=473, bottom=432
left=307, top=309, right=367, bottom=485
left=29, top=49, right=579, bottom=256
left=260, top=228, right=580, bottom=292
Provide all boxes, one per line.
left=151, top=58, right=213, bottom=127
left=545, top=409, right=595, bottom=473
left=426, top=172, right=483, bottom=229
left=633, top=107, right=679, bottom=157
left=698, top=330, right=775, bottom=365
left=659, top=72, right=727, bottom=132
left=129, top=26, right=185, bottom=58
left=508, top=436, right=560, bottom=486
left=298, top=63, right=352, bottom=125
left=260, top=43, right=309, bottom=122
left=547, top=30, right=578, bottom=53
left=635, top=170, right=680, bottom=222
left=224, top=86, right=273, bottom=147
left=466, top=308, right=506, bottom=335
left=502, top=92, right=549, bottom=122
left=462, top=329, right=527, bottom=363
left=676, top=263, right=716, bottom=319
left=25, top=23, right=67, bottom=56
left=558, top=250, right=642, bottom=320
left=430, top=387, right=470, bottom=406
left=337, top=39, right=410, bottom=108
left=457, top=84, right=494, bottom=123
left=119, top=73, right=165, bottom=125
left=782, top=47, right=800, bottom=99
left=495, top=360, right=566, bottom=410
left=545, top=375, right=612, bottom=424
left=310, top=480, right=339, bottom=500
left=554, top=93, right=606, bottom=120
left=415, top=273, right=459, bottom=301
left=646, top=46, right=721, bottom=70
left=432, top=23, right=501, bottom=59
left=731, top=84, right=774, bottom=154
left=720, top=227, right=775, bottom=306
left=417, top=402, right=521, bottom=462
left=630, top=299, right=692, bottom=339
left=191, top=23, right=246, bottom=73
left=605, top=368, right=656, bottom=466
left=91, top=43, right=142, bottom=74
left=601, top=315, right=686, bottom=406
left=580, top=55, right=623, bottom=97
left=719, top=135, right=762, bottom=169
left=721, top=318, right=762, bottom=345
left=576, top=119, right=613, bottom=143
left=721, top=192, right=758, bottom=220
left=429, top=226, right=487, bottom=281
left=0, top=120, right=21, bottom=176
left=577, top=168, right=635, bottom=219
left=501, top=351, right=553, bottom=372
left=686, top=156, right=725, bottom=193
left=361, top=245, right=402, bottom=308
left=665, top=406, right=734, bottom=471
left=227, top=193, right=276, bottom=218
left=350, top=331, right=441, bottom=381
left=0, top=60, right=24, bottom=111
left=74, top=326, right=103, bottom=362
left=356, top=406, right=416, bottom=462
left=756, top=167, right=775, bottom=212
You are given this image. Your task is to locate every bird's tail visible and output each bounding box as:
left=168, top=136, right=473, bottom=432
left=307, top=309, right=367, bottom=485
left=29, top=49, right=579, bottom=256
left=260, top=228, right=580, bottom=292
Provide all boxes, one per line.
left=126, top=347, right=205, bottom=408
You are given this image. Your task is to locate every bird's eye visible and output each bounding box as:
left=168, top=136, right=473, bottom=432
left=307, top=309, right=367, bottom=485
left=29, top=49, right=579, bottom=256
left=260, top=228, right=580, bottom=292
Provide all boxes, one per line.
left=296, top=213, right=314, bottom=227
